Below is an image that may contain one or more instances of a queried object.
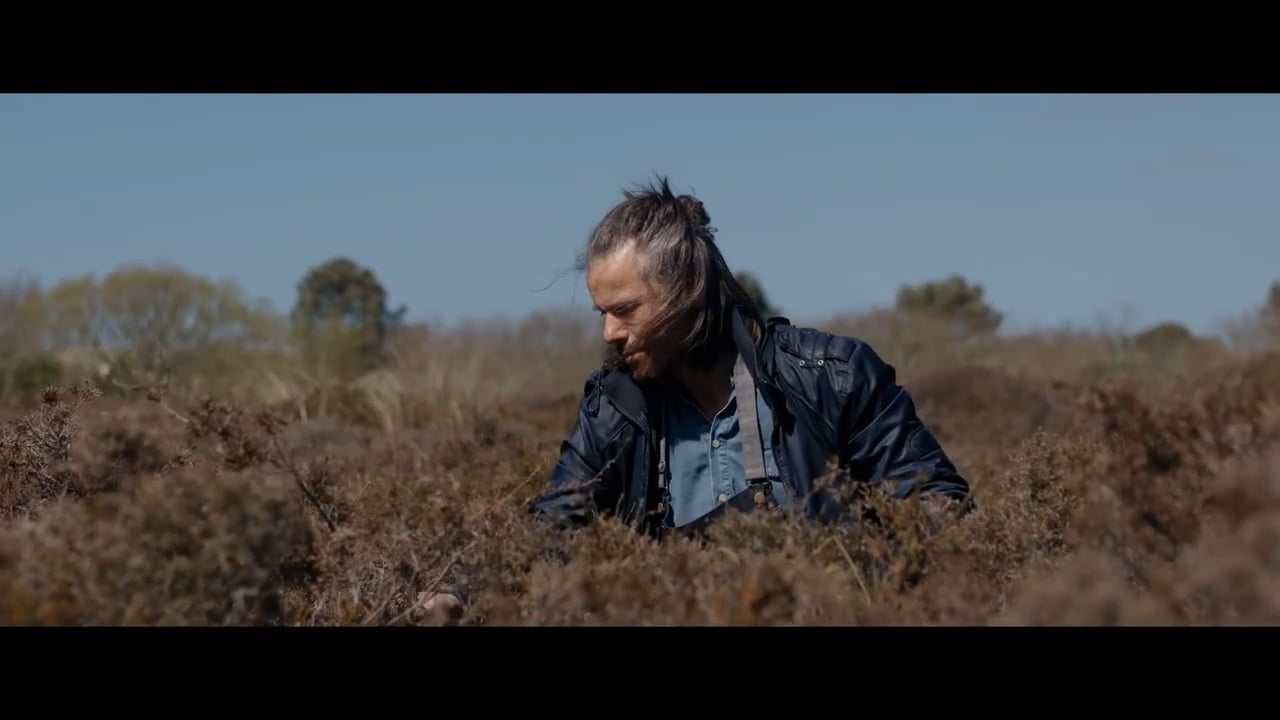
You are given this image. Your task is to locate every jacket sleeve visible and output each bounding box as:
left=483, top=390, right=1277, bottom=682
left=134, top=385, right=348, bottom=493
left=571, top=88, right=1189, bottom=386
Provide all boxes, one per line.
left=838, top=342, right=969, bottom=502
left=527, top=372, right=624, bottom=529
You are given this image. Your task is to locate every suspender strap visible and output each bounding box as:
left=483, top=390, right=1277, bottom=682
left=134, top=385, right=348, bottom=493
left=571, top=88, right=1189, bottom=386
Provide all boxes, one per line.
left=657, top=351, right=774, bottom=529
left=732, top=353, right=772, bottom=508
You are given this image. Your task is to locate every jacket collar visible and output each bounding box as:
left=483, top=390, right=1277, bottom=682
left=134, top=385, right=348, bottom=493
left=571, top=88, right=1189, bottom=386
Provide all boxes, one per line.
left=731, top=306, right=784, bottom=392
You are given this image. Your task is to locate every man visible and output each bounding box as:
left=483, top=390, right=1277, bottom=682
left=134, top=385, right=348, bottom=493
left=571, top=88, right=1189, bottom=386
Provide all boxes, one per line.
left=529, top=176, right=969, bottom=537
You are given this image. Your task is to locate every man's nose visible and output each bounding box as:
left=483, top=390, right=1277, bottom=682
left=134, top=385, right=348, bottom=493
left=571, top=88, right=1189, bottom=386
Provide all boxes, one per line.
left=602, top=316, right=626, bottom=345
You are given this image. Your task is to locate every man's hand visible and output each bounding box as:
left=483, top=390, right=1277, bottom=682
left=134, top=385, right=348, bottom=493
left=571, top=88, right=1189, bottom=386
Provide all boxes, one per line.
left=919, top=493, right=963, bottom=532
left=418, top=590, right=464, bottom=625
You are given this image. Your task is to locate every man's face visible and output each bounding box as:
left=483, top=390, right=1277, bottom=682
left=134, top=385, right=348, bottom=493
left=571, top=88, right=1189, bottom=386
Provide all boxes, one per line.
left=586, top=244, right=676, bottom=379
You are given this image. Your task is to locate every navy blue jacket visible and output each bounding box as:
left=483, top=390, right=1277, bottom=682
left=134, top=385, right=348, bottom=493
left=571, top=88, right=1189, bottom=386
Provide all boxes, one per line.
left=530, top=310, right=969, bottom=536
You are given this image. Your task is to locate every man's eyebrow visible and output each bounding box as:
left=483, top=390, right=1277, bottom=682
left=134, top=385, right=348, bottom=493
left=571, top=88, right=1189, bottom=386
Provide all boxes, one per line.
left=594, top=299, right=637, bottom=313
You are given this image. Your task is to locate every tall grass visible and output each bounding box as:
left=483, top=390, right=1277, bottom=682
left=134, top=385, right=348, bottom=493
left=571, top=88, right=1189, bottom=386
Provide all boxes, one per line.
left=2, top=309, right=1278, bottom=625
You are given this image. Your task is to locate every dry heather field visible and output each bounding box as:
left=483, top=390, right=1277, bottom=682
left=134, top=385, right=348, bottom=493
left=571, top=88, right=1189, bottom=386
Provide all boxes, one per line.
left=3, top=309, right=1279, bottom=626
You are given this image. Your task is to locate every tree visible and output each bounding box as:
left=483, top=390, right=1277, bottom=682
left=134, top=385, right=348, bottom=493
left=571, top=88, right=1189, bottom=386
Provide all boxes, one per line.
left=1132, top=321, right=1195, bottom=353
left=291, top=258, right=405, bottom=377
left=895, top=274, right=1003, bottom=334
left=0, top=273, right=59, bottom=395
left=41, top=265, right=280, bottom=387
left=292, top=258, right=403, bottom=338
left=1261, top=281, right=1280, bottom=341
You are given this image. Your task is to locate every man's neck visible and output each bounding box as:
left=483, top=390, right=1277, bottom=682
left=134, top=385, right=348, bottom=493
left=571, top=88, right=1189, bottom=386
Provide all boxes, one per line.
left=669, top=350, right=736, bottom=421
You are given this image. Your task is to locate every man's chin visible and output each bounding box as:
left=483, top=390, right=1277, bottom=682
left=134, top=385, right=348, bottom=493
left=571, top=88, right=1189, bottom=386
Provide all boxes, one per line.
left=620, top=355, right=653, bottom=378
left=601, top=344, right=625, bottom=371
left=626, top=354, right=666, bottom=379
left=628, top=364, right=656, bottom=379
left=601, top=345, right=662, bottom=378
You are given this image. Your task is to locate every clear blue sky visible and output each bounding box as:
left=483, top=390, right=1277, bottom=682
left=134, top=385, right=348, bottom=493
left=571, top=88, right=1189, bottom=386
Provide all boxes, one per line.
left=3, top=94, right=1276, bottom=336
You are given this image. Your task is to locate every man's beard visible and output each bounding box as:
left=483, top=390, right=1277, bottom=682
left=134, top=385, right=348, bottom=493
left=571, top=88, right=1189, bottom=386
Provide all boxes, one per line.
left=602, top=342, right=626, bottom=372
left=601, top=342, right=663, bottom=377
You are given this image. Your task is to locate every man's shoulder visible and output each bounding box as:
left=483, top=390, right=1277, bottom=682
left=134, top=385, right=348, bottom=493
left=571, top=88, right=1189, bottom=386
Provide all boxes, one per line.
left=761, top=320, right=899, bottom=426
left=764, top=319, right=881, bottom=371
left=575, top=366, right=615, bottom=413
left=579, top=366, right=608, bottom=394
left=577, top=365, right=633, bottom=399
left=572, top=365, right=641, bottom=433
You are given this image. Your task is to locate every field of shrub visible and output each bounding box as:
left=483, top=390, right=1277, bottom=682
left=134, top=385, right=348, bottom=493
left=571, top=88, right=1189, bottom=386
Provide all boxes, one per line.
left=3, top=264, right=1279, bottom=625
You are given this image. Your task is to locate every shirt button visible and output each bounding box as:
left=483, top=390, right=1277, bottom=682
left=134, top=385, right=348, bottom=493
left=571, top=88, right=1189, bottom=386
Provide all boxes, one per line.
left=712, top=439, right=720, bottom=448
left=717, top=493, right=728, bottom=503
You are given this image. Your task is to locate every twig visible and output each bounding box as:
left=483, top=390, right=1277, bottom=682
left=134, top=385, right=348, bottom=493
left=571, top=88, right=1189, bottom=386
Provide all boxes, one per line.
left=817, top=535, right=871, bottom=604
left=488, top=469, right=539, bottom=516
left=382, top=471, right=541, bottom=626
left=261, top=366, right=307, bottom=422
left=156, top=400, right=191, bottom=425
left=423, top=550, right=465, bottom=596
left=837, top=538, right=872, bottom=604
left=109, top=377, right=191, bottom=425
left=267, top=432, right=337, bottom=532
left=385, top=541, right=474, bottom=626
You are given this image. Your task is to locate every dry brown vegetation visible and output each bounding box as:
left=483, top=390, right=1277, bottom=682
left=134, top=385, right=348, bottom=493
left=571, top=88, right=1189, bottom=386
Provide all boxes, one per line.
left=4, top=294, right=1280, bottom=625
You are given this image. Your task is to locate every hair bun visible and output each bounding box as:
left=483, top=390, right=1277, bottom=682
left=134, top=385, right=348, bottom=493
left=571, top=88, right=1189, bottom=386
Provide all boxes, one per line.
left=678, top=195, right=711, bottom=229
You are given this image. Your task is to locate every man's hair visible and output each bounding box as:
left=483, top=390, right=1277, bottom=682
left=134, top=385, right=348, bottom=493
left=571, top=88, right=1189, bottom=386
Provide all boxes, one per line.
left=577, top=175, right=765, bottom=371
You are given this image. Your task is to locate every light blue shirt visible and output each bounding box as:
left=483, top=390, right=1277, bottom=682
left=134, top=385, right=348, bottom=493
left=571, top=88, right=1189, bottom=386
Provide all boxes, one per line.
left=663, top=379, right=792, bottom=528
